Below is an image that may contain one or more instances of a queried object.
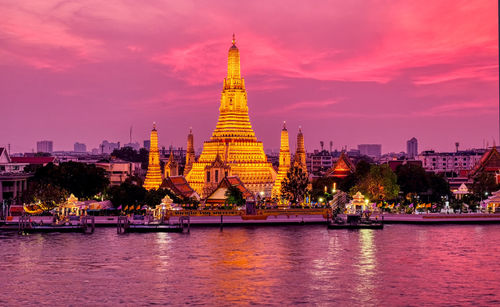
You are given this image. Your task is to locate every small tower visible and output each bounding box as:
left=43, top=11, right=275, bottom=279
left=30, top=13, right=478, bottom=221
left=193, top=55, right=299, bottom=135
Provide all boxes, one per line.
left=165, top=150, right=179, bottom=178
left=272, top=122, right=291, bottom=198
left=293, top=126, right=307, bottom=174
left=184, top=128, right=195, bottom=176
left=143, top=123, right=162, bottom=190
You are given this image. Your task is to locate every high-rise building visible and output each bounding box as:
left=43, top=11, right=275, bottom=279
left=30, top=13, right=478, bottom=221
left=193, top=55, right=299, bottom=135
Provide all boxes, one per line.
left=272, top=122, right=291, bottom=198
left=185, top=35, right=276, bottom=197
left=37, top=140, right=53, bottom=153
left=407, top=137, right=418, bottom=159
left=74, top=142, right=87, bottom=153
left=143, top=123, right=162, bottom=190
left=143, top=140, right=151, bottom=150
left=358, top=144, right=381, bottom=159
left=184, top=128, right=195, bottom=176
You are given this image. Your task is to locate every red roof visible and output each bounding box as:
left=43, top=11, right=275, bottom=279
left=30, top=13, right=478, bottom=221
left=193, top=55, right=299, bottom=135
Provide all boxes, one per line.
left=11, top=157, right=56, bottom=164
left=160, top=176, right=198, bottom=199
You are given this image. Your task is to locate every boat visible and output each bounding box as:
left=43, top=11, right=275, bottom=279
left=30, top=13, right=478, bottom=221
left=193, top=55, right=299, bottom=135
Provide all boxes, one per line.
left=327, top=214, right=384, bottom=229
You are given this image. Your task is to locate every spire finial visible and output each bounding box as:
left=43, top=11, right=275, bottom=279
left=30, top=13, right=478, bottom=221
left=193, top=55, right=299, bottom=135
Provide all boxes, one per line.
left=232, top=33, right=235, bottom=46
left=189, top=126, right=192, bottom=134
left=153, top=121, right=156, bottom=130
left=298, top=125, right=302, bottom=133
left=282, top=121, right=287, bottom=130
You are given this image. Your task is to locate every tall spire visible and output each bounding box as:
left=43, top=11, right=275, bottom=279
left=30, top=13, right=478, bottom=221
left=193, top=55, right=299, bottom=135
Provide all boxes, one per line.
left=294, top=127, right=307, bottom=174
left=213, top=35, right=253, bottom=140
left=185, top=37, right=277, bottom=197
left=272, top=124, right=291, bottom=198
left=143, top=123, right=162, bottom=190
left=226, top=33, right=241, bottom=81
left=184, top=128, right=195, bottom=176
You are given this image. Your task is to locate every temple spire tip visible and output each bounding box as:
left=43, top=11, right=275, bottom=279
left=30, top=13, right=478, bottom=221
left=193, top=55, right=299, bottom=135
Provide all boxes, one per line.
left=232, top=33, right=236, bottom=46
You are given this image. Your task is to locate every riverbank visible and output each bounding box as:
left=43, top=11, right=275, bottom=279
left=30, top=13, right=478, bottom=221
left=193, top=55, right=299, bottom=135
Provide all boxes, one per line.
left=3, top=213, right=500, bottom=227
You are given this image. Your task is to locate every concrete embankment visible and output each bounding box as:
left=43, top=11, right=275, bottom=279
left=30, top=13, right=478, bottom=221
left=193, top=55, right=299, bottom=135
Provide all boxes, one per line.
left=3, top=213, right=500, bottom=227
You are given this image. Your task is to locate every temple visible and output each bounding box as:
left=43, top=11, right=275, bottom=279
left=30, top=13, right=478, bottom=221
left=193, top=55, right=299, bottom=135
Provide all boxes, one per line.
left=470, top=146, right=500, bottom=183
left=164, top=151, right=179, bottom=178
left=185, top=35, right=276, bottom=197
left=293, top=126, right=307, bottom=173
left=143, top=123, right=162, bottom=190
left=272, top=122, right=291, bottom=198
left=183, top=128, right=195, bottom=176
left=326, top=151, right=355, bottom=178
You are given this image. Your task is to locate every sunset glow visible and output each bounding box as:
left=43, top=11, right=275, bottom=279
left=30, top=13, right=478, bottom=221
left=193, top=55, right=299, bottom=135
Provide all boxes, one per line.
left=0, top=0, right=498, bottom=153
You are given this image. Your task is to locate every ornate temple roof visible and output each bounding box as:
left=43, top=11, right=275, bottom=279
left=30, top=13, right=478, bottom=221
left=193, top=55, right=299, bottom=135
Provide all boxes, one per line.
left=205, top=176, right=254, bottom=203
left=470, top=146, right=500, bottom=177
left=160, top=176, right=200, bottom=200
left=326, top=151, right=356, bottom=178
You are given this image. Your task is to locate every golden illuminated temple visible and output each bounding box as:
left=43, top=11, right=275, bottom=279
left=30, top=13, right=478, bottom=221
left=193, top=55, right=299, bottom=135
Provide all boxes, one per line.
left=143, top=123, right=162, bottom=190
left=186, top=35, right=276, bottom=197
left=272, top=122, right=291, bottom=198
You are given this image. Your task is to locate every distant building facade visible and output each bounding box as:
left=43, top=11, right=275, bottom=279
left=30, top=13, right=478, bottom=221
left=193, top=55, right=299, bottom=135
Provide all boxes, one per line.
left=74, top=142, right=87, bottom=153
left=0, top=148, right=30, bottom=205
left=37, top=140, right=53, bottom=153
left=417, top=149, right=486, bottom=173
left=123, top=142, right=140, bottom=151
left=407, top=137, right=418, bottom=159
left=100, top=140, right=120, bottom=154
left=357, top=144, right=381, bottom=159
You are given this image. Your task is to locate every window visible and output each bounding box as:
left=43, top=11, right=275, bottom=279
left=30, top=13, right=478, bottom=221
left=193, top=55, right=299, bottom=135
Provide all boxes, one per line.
left=225, top=171, right=228, bottom=177
left=206, top=171, right=210, bottom=182
left=215, top=170, right=219, bottom=182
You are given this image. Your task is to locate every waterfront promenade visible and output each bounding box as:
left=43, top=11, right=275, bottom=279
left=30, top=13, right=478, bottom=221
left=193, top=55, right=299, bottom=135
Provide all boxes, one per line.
left=4, top=212, right=500, bottom=227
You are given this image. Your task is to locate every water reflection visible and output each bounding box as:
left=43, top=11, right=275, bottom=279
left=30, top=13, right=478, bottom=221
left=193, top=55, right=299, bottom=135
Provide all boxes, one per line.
left=0, top=225, right=500, bottom=306
left=355, top=230, right=378, bottom=305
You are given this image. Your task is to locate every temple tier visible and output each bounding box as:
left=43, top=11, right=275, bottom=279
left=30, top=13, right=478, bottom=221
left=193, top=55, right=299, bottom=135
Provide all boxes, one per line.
left=186, top=35, right=276, bottom=197
left=143, top=123, right=163, bottom=190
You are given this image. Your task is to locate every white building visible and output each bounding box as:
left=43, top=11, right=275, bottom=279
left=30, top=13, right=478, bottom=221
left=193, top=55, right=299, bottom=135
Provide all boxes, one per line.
left=74, top=142, right=87, bottom=153
left=99, top=141, right=120, bottom=154
left=37, top=140, right=53, bottom=153
left=417, top=149, right=486, bottom=173
left=407, top=137, right=418, bottom=159
left=0, top=148, right=30, bottom=205
left=358, top=144, right=382, bottom=159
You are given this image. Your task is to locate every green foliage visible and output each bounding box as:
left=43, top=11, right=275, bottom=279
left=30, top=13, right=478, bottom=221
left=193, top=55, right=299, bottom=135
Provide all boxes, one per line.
left=281, top=166, right=310, bottom=204
left=23, top=182, right=69, bottom=207
left=108, top=182, right=147, bottom=208
left=396, top=164, right=451, bottom=202
left=30, top=162, right=109, bottom=199
left=351, top=164, right=399, bottom=201
left=472, top=172, right=499, bottom=198
left=225, top=185, right=245, bottom=206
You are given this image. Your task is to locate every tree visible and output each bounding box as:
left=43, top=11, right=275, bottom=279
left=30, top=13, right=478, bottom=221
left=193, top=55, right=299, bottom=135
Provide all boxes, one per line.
left=396, top=164, right=429, bottom=197
left=108, top=182, right=147, bottom=208
left=31, top=162, right=109, bottom=199
left=472, top=172, right=499, bottom=199
left=351, top=164, right=399, bottom=201
left=281, top=166, right=310, bottom=204
left=23, top=182, right=69, bottom=209
left=225, top=186, right=245, bottom=207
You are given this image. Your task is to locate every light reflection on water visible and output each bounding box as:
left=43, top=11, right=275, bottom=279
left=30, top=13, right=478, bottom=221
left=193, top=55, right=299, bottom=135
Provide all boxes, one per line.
left=1, top=225, right=500, bottom=306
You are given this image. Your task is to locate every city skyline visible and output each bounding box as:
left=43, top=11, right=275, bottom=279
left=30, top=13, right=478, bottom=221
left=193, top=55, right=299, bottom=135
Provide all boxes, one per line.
left=1, top=1, right=498, bottom=154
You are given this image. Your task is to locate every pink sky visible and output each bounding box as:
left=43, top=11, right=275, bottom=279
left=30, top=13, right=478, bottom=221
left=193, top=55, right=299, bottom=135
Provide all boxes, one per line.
left=0, top=0, right=498, bottom=154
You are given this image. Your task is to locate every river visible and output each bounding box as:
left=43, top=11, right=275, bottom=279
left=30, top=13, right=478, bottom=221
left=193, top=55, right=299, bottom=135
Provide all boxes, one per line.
left=1, top=225, right=499, bottom=306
